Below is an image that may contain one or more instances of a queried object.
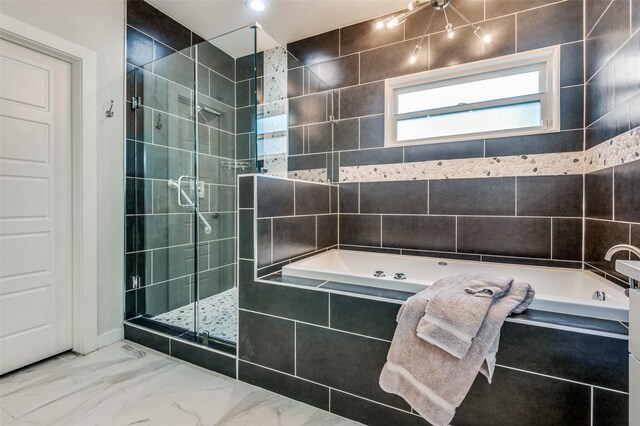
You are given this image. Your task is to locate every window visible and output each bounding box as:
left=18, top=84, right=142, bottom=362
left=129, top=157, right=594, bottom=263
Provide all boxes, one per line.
left=384, top=46, right=560, bottom=146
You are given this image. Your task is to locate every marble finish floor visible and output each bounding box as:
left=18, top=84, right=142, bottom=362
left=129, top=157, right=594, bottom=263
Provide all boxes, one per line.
left=0, top=341, right=360, bottom=426
left=153, top=288, right=237, bottom=343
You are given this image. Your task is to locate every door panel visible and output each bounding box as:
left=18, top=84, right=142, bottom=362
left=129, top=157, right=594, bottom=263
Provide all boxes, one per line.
left=0, top=39, right=73, bottom=374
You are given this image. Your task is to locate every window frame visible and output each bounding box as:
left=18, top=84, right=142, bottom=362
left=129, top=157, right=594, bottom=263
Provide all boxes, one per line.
left=384, top=45, right=561, bottom=147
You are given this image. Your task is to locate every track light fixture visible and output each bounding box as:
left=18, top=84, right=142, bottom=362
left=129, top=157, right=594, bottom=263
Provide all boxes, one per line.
left=375, top=0, right=492, bottom=64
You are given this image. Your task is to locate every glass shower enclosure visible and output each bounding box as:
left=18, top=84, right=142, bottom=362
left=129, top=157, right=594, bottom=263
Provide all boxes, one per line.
left=125, top=22, right=337, bottom=353
left=124, top=25, right=259, bottom=352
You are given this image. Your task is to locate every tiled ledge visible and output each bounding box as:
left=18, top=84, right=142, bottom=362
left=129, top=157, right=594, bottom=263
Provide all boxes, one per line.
left=256, top=271, right=629, bottom=340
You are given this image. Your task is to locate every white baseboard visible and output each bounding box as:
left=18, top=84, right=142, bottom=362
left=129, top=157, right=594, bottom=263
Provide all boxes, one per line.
left=97, top=327, right=124, bottom=348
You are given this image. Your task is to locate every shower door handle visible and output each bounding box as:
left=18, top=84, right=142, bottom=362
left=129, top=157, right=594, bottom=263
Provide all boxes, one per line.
left=176, top=175, right=196, bottom=208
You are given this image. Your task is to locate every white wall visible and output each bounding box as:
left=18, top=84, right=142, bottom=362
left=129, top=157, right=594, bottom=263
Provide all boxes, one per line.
left=1, top=1, right=125, bottom=344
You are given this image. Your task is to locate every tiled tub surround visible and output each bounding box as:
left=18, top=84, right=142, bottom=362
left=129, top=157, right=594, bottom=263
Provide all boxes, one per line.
left=583, top=0, right=640, bottom=287
left=235, top=174, right=629, bottom=425
left=240, top=175, right=339, bottom=277
left=238, top=259, right=629, bottom=422
left=125, top=0, right=244, bottom=334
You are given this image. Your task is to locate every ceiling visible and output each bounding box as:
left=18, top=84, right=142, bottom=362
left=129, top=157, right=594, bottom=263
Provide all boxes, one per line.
left=146, top=0, right=408, bottom=54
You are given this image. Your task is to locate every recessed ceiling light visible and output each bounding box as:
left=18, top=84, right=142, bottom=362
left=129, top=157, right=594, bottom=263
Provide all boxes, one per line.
left=248, top=0, right=266, bottom=11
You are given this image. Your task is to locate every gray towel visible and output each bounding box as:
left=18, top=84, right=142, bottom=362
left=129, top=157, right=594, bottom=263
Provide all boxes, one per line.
left=379, top=277, right=534, bottom=426
left=416, top=274, right=513, bottom=358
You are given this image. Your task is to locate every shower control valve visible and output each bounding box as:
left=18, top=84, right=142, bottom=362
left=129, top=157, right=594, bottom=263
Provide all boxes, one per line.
left=374, top=271, right=386, bottom=278
left=394, top=273, right=406, bottom=280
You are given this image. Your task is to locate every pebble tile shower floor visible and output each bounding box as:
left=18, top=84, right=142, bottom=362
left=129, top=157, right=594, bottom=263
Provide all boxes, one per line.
left=153, top=288, right=238, bottom=343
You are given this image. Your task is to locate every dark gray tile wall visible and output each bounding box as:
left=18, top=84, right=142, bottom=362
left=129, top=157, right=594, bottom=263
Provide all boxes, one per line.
left=286, top=0, right=587, bottom=174
left=252, top=176, right=338, bottom=275
left=585, top=0, right=640, bottom=148
left=338, top=175, right=584, bottom=267
left=584, top=0, right=640, bottom=287
left=125, top=0, right=242, bottom=321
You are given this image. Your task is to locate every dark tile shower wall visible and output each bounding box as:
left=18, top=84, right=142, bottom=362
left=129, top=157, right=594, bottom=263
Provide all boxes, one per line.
left=284, top=0, right=595, bottom=266
left=239, top=175, right=338, bottom=277
left=125, top=0, right=239, bottom=320
left=584, top=0, right=640, bottom=285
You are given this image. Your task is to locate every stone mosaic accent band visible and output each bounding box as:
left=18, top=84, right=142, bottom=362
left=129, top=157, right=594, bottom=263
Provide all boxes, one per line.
left=288, top=127, right=640, bottom=183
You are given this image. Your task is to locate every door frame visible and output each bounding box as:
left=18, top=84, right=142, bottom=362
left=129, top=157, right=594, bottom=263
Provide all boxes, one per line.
left=1, top=13, right=99, bottom=354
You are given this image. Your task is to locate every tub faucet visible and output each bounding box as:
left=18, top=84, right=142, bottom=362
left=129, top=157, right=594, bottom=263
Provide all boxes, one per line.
left=604, top=244, right=640, bottom=261
left=604, top=244, right=640, bottom=296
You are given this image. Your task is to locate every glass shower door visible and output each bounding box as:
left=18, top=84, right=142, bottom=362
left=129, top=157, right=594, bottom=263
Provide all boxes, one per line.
left=191, top=26, right=257, bottom=351
left=125, top=40, right=202, bottom=337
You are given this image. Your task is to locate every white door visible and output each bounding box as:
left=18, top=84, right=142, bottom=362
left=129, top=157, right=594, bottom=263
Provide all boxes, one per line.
left=0, top=39, right=73, bottom=374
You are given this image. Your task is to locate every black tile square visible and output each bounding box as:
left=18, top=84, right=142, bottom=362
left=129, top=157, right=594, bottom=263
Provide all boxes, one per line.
left=256, top=218, right=271, bottom=268
left=330, top=390, right=428, bottom=426
left=340, top=14, right=404, bottom=56
left=289, top=93, right=328, bottom=126
left=238, top=310, right=295, bottom=374
left=306, top=122, right=332, bottom=153
left=296, top=323, right=409, bottom=409
left=586, top=0, right=613, bottom=35
left=333, top=118, right=359, bottom=151
left=330, top=295, right=400, bottom=341
left=124, top=324, right=170, bottom=355
left=360, top=39, right=429, bottom=83
left=585, top=168, right=613, bottom=219
left=359, top=115, right=385, bottom=149
left=430, top=15, right=516, bottom=69
left=238, top=361, right=330, bottom=410
left=586, top=60, right=615, bottom=126
left=405, top=139, right=484, bottom=163
left=339, top=214, right=381, bottom=246
left=561, top=41, right=584, bottom=87
left=485, top=130, right=584, bottom=156
left=498, top=321, right=629, bottom=391
left=593, top=387, right=629, bottom=426
left=585, top=0, right=630, bottom=80
left=126, top=26, right=154, bottom=68
left=287, top=30, right=340, bottom=66
left=455, top=365, right=591, bottom=425
left=238, top=176, right=254, bottom=209
left=239, top=209, right=254, bottom=260
left=552, top=218, right=583, bottom=261
left=127, top=0, right=191, bottom=52
left=306, top=54, right=360, bottom=91
left=317, top=214, right=338, bottom=249
left=295, top=181, right=330, bottom=215
left=613, top=31, right=640, bottom=107
left=430, top=177, right=515, bottom=216
left=485, top=0, right=559, bottom=19
left=360, top=181, right=428, bottom=214
left=382, top=215, right=456, bottom=252
left=288, top=153, right=328, bottom=171
left=339, top=147, right=403, bottom=167
left=339, top=82, right=384, bottom=119
left=338, top=183, right=359, bottom=213
left=614, top=155, right=640, bottom=222
left=457, top=217, right=551, bottom=258
left=170, top=339, right=236, bottom=378
left=272, top=216, right=316, bottom=263
left=517, top=175, right=583, bottom=217
left=561, top=85, right=585, bottom=130
left=197, top=41, right=235, bottom=81
left=239, top=275, right=329, bottom=325
left=517, top=1, right=583, bottom=52
left=257, top=176, right=294, bottom=217
left=584, top=218, right=631, bottom=279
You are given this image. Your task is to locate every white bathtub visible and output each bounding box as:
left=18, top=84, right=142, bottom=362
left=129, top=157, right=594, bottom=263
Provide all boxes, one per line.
left=282, top=249, right=629, bottom=321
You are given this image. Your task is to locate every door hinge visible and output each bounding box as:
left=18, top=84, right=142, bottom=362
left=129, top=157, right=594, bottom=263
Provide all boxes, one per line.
left=132, top=276, right=141, bottom=289
left=131, top=96, right=141, bottom=110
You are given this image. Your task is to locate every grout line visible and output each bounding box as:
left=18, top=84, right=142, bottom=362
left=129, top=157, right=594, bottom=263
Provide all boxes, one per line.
left=590, top=386, right=594, bottom=426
